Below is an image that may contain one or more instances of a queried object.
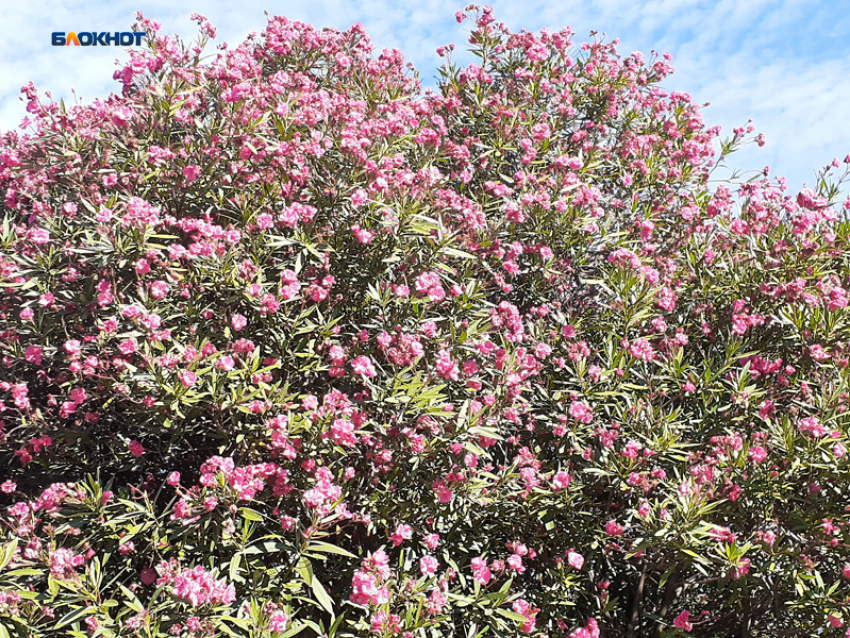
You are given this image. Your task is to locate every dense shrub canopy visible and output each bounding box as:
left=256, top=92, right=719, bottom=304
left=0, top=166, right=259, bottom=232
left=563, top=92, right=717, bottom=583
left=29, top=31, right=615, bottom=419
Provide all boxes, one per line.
left=2, top=6, right=850, bottom=638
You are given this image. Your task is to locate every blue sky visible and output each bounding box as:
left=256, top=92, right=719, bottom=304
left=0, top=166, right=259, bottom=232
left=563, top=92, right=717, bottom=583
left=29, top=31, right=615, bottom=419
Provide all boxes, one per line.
left=2, top=1, right=848, bottom=194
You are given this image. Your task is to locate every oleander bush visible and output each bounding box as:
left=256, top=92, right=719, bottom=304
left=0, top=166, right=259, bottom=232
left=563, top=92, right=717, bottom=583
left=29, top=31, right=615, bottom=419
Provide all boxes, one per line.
left=1, top=5, right=850, bottom=637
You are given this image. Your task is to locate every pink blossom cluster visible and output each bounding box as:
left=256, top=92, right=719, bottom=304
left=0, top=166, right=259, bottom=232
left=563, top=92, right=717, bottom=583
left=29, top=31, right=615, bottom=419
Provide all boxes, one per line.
left=350, top=551, right=391, bottom=606
left=172, top=565, right=236, bottom=607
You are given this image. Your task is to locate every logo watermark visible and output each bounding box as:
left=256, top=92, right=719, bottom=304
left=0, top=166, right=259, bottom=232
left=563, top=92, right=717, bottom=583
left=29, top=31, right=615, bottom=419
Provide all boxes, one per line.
left=52, top=32, right=146, bottom=46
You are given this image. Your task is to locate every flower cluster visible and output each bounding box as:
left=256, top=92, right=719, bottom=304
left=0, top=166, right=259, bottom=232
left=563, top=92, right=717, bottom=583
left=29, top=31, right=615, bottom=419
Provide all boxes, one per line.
left=171, top=565, right=236, bottom=608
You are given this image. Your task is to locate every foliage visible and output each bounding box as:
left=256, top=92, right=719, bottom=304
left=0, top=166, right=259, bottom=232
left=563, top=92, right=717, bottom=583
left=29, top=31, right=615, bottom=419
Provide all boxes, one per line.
left=1, top=6, right=850, bottom=637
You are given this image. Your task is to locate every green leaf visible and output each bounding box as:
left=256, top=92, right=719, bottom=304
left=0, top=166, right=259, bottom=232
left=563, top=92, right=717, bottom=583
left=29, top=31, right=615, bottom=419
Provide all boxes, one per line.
left=119, top=585, right=144, bottom=612
left=221, top=616, right=253, bottom=631
left=658, top=565, right=677, bottom=590
left=239, top=507, right=264, bottom=522
left=0, top=540, right=17, bottom=570
left=54, top=606, right=94, bottom=629
left=2, top=568, right=41, bottom=577
left=496, top=609, right=529, bottom=623
left=229, top=554, right=242, bottom=582
left=305, top=541, right=356, bottom=559
left=311, top=576, right=335, bottom=617
left=328, top=612, right=346, bottom=637
left=47, top=575, right=59, bottom=597
left=296, top=556, right=313, bottom=586
left=278, top=624, right=311, bottom=638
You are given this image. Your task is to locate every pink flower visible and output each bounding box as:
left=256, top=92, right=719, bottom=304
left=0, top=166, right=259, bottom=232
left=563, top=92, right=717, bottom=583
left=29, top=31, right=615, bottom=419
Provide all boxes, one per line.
left=215, top=355, right=235, bottom=371
left=512, top=598, right=538, bottom=633
left=351, top=188, right=368, bottom=207
left=167, top=472, right=181, bottom=486
left=471, top=557, right=492, bottom=585
left=552, top=471, right=571, bottom=491
left=351, top=355, right=377, bottom=378
left=419, top=555, right=438, bottom=576
left=605, top=520, right=624, bottom=536
left=64, top=339, right=82, bottom=358
left=279, top=269, right=301, bottom=299
left=673, top=610, right=692, bottom=631
left=567, top=550, right=584, bottom=569
left=350, top=570, right=380, bottom=605
left=128, top=440, right=144, bottom=457
left=111, top=106, right=133, bottom=126
left=748, top=446, right=767, bottom=463
left=150, top=280, right=170, bottom=299
left=569, top=618, right=600, bottom=638
left=351, top=225, right=374, bottom=244
left=419, top=321, right=437, bottom=339
left=730, top=557, right=750, bottom=579
left=24, top=345, right=43, bottom=365
left=119, top=337, right=137, bottom=355
left=231, top=314, right=247, bottom=331
left=29, top=228, right=50, bottom=244
left=628, top=338, right=655, bottom=361
left=423, top=534, right=440, bottom=550
left=506, top=553, right=524, bottom=573
left=183, top=164, right=201, bottom=181
left=390, top=524, right=413, bottom=547
left=269, top=611, right=290, bottom=632
left=50, top=548, right=84, bottom=579
left=433, top=481, right=453, bottom=503
left=569, top=400, right=593, bottom=424
left=809, top=344, right=829, bottom=361
left=178, top=369, right=197, bottom=387
left=797, top=187, right=827, bottom=210
left=172, top=565, right=236, bottom=607
left=608, top=248, right=641, bottom=269
left=415, top=272, right=440, bottom=294
left=435, top=349, right=460, bottom=381
left=799, top=416, right=827, bottom=437
left=370, top=611, right=401, bottom=635
left=330, top=419, right=358, bottom=447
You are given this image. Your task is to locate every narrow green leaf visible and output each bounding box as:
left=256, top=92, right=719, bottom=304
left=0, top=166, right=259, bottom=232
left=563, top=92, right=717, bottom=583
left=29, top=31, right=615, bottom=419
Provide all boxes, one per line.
left=239, top=507, right=264, bottom=522
left=305, top=541, right=356, bottom=559
left=311, top=576, right=335, bottom=617
left=496, top=609, right=529, bottom=623
left=54, top=606, right=94, bottom=629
